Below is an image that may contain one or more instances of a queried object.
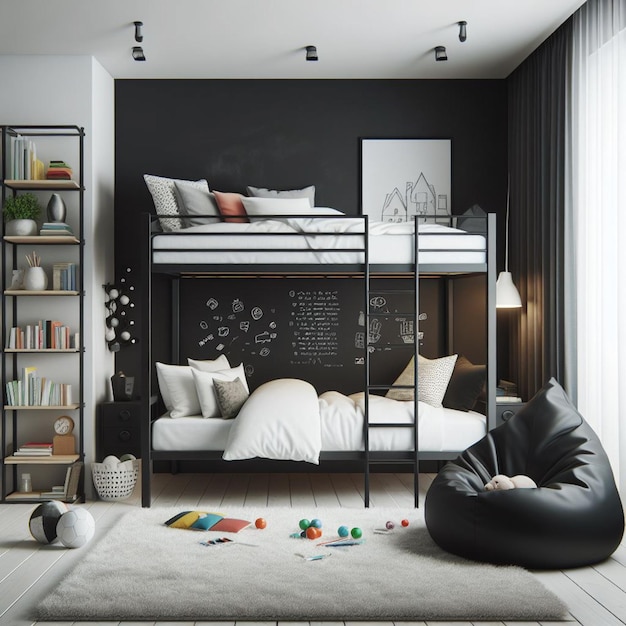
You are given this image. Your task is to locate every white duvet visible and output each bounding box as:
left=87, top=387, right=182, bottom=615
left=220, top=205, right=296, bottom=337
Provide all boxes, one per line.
left=221, top=378, right=485, bottom=464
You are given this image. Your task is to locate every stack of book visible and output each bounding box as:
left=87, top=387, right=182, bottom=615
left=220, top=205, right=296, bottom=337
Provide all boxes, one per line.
left=5, top=319, right=76, bottom=350
left=41, top=463, right=83, bottom=500
left=5, top=366, right=73, bottom=406
left=46, top=160, right=73, bottom=180
left=9, top=135, right=44, bottom=180
left=40, top=222, right=74, bottom=237
left=13, top=442, right=53, bottom=457
left=52, top=262, right=77, bottom=291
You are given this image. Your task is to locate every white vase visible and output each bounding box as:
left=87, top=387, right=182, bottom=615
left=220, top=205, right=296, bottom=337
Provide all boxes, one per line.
left=23, top=267, right=48, bottom=291
left=5, top=219, right=38, bottom=236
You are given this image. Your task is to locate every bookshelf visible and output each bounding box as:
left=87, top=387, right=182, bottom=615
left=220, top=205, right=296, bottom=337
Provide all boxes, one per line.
left=1, top=125, right=85, bottom=503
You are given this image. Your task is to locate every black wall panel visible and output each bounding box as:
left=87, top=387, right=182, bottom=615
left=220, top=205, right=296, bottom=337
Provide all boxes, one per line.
left=114, top=79, right=507, bottom=386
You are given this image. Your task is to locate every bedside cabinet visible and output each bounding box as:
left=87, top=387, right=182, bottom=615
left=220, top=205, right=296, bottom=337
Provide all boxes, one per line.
left=97, top=401, right=142, bottom=461
left=496, top=402, right=526, bottom=427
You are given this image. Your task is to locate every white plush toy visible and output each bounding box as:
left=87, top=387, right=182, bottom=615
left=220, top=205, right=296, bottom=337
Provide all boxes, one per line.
left=484, top=474, right=537, bottom=491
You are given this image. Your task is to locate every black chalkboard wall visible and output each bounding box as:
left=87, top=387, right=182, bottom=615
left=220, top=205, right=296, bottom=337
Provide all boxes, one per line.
left=114, top=79, right=507, bottom=392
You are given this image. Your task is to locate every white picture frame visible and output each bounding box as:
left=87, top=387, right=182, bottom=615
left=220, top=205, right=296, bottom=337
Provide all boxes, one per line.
left=360, top=138, right=452, bottom=223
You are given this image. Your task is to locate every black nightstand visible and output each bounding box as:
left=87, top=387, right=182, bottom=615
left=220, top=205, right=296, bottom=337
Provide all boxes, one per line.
left=97, top=401, right=142, bottom=460
left=496, top=401, right=526, bottom=427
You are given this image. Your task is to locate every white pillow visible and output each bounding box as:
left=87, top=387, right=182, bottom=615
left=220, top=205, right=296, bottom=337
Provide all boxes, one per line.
left=386, top=354, right=458, bottom=408
left=241, top=197, right=313, bottom=219
left=188, top=355, right=231, bottom=372
left=156, top=356, right=230, bottom=418
left=191, top=364, right=249, bottom=418
left=144, top=174, right=210, bottom=232
left=246, top=184, right=315, bottom=207
left=156, top=363, right=201, bottom=418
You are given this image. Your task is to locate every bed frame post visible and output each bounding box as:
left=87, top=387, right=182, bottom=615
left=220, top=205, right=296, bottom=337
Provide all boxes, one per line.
left=487, top=213, right=497, bottom=431
left=363, top=214, right=371, bottom=507
left=140, top=213, right=153, bottom=507
left=413, top=215, right=420, bottom=508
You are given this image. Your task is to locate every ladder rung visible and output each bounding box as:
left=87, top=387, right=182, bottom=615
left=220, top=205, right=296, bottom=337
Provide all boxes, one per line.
left=367, top=384, right=414, bottom=390
left=368, top=422, right=415, bottom=428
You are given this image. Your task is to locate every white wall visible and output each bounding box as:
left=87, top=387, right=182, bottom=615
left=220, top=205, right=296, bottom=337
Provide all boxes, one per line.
left=0, top=55, right=115, bottom=497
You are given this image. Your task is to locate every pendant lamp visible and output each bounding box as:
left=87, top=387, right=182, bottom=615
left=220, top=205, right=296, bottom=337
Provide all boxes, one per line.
left=496, top=178, right=522, bottom=308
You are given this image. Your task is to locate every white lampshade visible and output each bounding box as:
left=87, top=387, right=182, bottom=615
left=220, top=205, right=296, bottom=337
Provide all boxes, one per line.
left=496, top=271, right=522, bottom=308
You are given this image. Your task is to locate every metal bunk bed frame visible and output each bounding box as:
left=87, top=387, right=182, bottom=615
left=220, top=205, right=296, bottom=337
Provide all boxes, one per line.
left=139, top=212, right=496, bottom=508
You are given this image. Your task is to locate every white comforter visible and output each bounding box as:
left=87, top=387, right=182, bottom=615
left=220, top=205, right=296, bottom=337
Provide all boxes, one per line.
left=222, top=378, right=454, bottom=464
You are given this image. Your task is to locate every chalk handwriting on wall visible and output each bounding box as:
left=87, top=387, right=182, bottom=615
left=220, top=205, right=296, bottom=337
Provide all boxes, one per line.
left=289, top=289, right=343, bottom=367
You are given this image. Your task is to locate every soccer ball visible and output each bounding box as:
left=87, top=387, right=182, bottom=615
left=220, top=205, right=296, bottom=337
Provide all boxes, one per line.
left=55, top=507, right=95, bottom=548
left=29, top=500, right=69, bottom=544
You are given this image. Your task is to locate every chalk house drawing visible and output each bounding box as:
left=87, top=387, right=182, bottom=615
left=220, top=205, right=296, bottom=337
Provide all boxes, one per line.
left=380, top=173, right=449, bottom=223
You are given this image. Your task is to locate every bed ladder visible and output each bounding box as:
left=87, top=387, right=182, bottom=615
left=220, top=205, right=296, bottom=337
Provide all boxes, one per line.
left=364, top=286, right=420, bottom=509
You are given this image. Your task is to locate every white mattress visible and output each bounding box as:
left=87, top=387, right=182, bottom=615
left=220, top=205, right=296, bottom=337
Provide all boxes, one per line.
left=151, top=394, right=486, bottom=454
left=152, top=220, right=486, bottom=266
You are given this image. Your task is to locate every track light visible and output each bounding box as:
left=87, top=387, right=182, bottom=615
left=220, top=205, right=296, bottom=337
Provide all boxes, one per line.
left=132, top=46, right=146, bottom=61
left=458, top=21, right=467, bottom=42
left=306, top=45, right=318, bottom=61
left=134, top=21, right=143, bottom=43
left=435, top=46, right=448, bottom=62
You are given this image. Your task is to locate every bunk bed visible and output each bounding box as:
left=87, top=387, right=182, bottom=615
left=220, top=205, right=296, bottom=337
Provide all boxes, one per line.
left=139, top=208, right=496, bottom=508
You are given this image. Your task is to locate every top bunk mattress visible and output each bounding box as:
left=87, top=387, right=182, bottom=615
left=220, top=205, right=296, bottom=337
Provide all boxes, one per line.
left=151, top=219, right=487, bottom=267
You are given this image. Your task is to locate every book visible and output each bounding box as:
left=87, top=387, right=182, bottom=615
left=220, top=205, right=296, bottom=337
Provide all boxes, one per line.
left=65, top=462, right=83, bottom=500
left=496, top=395, right=523, bottom=403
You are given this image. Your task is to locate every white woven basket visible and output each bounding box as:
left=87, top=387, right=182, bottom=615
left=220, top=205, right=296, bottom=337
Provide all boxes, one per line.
left=91, top=460, right=138, bottom=500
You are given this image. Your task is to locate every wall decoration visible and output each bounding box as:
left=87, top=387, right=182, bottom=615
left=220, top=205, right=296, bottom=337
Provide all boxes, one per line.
left=360, top=138, right=452, bottom=224
left=104, top=268, right=136, bottom=351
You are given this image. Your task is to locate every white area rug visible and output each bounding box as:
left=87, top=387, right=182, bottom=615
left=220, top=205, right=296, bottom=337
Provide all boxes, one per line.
left=36, top=506, right=568, bottom=622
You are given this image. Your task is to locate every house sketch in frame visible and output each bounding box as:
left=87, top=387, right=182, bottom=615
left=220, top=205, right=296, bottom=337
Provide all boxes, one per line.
left=361, top=138, right=451, bottom=224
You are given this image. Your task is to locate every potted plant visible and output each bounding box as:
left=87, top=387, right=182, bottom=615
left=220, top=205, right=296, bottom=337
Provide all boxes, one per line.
left=3, top=193, right=42, bottom=236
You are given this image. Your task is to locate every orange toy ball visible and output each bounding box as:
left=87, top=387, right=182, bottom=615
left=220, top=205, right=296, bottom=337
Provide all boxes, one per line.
left=306, top=526, right=322, bottom=540
left=401, top=519, right=410, bottom=527
left=255, top=517, right=267, bottom=529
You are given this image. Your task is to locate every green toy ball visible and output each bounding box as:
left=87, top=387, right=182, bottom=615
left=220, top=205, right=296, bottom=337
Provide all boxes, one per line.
left=351, top=527, right=363, bottom=539
left=299, top=518, right=311, bottom=530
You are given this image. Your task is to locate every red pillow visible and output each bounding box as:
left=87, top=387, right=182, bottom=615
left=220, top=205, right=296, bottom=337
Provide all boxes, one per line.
left=213, top=191, right=248, bottom=223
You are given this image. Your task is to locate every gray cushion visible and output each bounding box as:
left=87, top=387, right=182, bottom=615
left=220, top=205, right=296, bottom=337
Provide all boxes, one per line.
left=246, top=185, right=315, bottom=207
left=173, top=182, right=221, bottom=227
left=213, top=377, right=249, bottom=419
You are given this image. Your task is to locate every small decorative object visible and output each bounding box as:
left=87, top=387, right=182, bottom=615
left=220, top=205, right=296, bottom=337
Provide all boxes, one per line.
left=55, top=507, right=95, bottom=548
left=46, top=193, right=67, bottom=222
left=20, top=472, right=32, bottom=493
left=351, top=527, right=363, bottom=539
left=386, top=520, right=395, bottom=530
left=111, top=370, right=134, bottom=401
left=29, top=500, right=70, bottom=544
left=3, top=192, right=41, bottom=236
left=10, top=269, right=24, bottom=289
left=255, top=517, right=267, bottom=529
left=53, top=415, right=76, bottom=455
left=104, top=278, right=136, bottom=351
left=338, top=525, right=350, bottom=537
left=23, top=252, right=48, bottom=291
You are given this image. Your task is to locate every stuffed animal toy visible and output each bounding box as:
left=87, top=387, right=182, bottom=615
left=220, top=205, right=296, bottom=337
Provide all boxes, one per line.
left=484, top=474, right=537, bottom=491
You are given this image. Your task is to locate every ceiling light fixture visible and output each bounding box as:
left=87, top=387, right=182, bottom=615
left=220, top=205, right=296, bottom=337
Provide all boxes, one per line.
left=496, top=176, right=523, bottom=308
left=435, top=46, right=448, bottom=62
left=132, top=46, right=146, bottom=62
left=458, top=21, right=467, bottom=42
left=306, top=45, right=318, bottom=61
left=134, top=21, right=144, bottom=43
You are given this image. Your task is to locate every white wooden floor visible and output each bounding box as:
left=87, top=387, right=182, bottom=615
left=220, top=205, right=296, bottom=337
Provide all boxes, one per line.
left=1, top=471, right=625, bottom=626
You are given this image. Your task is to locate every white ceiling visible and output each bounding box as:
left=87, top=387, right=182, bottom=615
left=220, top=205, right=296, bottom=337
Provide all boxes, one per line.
left=0, top=0, right=586, bottom=80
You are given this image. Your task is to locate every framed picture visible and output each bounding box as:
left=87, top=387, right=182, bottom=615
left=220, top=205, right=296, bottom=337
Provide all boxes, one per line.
left=360, top=138, right=452, bottom=223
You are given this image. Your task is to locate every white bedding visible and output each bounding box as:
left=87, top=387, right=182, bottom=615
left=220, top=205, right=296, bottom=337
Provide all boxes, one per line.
left=152, top=219, right=486, bottom=266
left=151, top=379, right=486, bottom=460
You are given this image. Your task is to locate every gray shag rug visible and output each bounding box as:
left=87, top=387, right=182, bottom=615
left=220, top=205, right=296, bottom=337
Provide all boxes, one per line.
left=36, top=506, right=568, bottom=622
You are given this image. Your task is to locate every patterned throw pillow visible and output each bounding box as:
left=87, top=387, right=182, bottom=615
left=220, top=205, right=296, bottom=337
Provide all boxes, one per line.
left=213, top=377, right=249, bottom=419
left=386, top=354, right=458, bottom=408
left=143, top=174, right=210, bottom=232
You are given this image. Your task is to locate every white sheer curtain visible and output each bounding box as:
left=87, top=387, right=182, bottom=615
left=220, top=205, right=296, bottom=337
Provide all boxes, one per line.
left=570, top=0, right=626, bottom=492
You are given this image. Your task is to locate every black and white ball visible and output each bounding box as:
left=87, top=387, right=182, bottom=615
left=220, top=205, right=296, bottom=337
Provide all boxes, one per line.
left=29, top=501, right=69, bottom=544
left=56, top=507, right=96, bottom=548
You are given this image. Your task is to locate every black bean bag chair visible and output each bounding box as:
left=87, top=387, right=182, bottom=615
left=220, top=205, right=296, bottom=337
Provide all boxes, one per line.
left=425, top=378, right=624, bottom=569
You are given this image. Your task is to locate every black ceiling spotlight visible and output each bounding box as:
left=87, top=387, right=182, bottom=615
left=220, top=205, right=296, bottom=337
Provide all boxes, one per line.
left=134, top=21, right=144, bottom=42
left=306, top=45, right=318, bottom=61
left=458, top=21, right=467, bottom=42
left=435, top=46, right=448, bottom=62
left=132, top=46, right=146, bottom=61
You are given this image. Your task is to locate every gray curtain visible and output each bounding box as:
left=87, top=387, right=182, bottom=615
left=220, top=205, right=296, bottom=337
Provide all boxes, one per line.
left=507, top=20, right=574, bottom=401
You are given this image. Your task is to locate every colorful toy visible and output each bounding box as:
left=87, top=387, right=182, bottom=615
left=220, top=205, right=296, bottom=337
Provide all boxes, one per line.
left=337, top=525, right=350, bottom=537
left=385, top=520, right=395, bottom=530
left=255, top=517, right=267, bottom=529
left=351, top=527, right=363, bottom=539
left=310, top=518, right=322, bottom=528
left=299, top=518, right=311, bottom=530
left=29, top=500, right=69, bottom=544
left=401, top=519, right=410, bottom=527
left=306, top=526, right=322, bottom=540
